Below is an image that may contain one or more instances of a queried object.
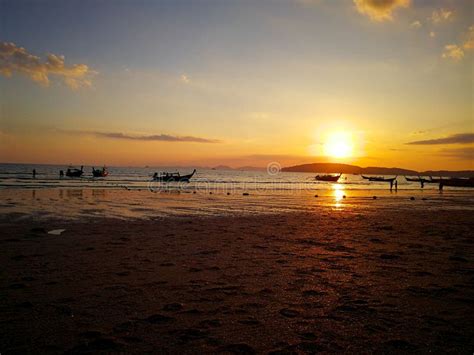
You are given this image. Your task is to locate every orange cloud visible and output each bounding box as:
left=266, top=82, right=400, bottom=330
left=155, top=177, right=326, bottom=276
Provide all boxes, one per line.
left=353, top=0, right=410, bottom=22
left=442, top=25, right=474, bottom=62
left=442, top=44, right=464, bottom=61
left=463, top=25, right=474, bottom=50
left=0, top=42, right=96, bottom=89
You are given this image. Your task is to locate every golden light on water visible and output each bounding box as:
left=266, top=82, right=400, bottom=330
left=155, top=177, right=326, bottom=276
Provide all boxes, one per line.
left=333, top=184, right=346, bottom=207
left=324, top=132, right=353, bottom=159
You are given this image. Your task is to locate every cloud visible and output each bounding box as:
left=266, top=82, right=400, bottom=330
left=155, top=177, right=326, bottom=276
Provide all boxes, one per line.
left=180, top=74, right=190, bottom=84
left=353, top=0, right=410, bottom=22
left=442, top=44, right=464, bottom=61
left=442, top=25, right=474, bottom=61
left=0, top=42, right=96, bottom=89
left=463, top=25, right=474, bottom=50
left=62, top=130, right=220, bottom=143
left=430, top=8, right=454, bottom=24
left=410, top=20, right=422, bottom=29
left=406, top=133, right=474, bottom=145
left=438, top=147, right=474, bottom=160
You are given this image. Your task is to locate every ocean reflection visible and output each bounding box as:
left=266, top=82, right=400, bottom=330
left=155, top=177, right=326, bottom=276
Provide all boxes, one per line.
left=332, top=184, right=345, bottom=208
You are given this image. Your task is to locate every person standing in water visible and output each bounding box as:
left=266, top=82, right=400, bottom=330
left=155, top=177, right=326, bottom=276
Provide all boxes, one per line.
left=32, top=169, right=36, bottom=179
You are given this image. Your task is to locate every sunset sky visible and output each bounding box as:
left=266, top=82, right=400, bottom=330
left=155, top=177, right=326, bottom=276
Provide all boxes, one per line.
left=0, top=0, right=473, bottom=170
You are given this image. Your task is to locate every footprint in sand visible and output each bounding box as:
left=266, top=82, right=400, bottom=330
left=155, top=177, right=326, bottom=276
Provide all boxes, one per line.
left=199, top=319, right=221, bottom=328
left=160, top=262, right=175, bottom=266
left=298, top=332, right=317, bottom=340
left=302, top=290, right=324, bottom=297
left=163, top=303, right=184, bottom=311
left=79, top=330, right=104, bottom=339
left=115, top=271, right=130, bottom=276
left=143, top=314, right=174, bottom=324
left=279, top=308, right=300, bottom=318
left=174, top=328, right=209, bottom=343
left=380, top=253, right=400, bottom=260
left=68, top=337, right=122, bottom=352
left=238, top=317, right=261, bottom=325
left=218, top=343, right=256, bottom=354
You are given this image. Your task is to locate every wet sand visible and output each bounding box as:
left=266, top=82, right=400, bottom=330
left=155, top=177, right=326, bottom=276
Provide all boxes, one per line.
left=1, top=207, right=473, bottom=353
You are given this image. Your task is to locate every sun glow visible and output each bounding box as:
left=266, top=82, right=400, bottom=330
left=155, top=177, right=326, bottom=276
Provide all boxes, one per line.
left=324, top=132, right=353, bottom=158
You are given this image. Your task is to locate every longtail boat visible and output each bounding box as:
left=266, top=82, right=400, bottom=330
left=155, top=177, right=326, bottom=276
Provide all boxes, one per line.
left=92, top=167, right=108, bottom=177
left=440, top=178, right=474, bottom=188
left=66, top=166, right=84, bottom=177
left=405, top=176, right=430, bottom=183
left=153, top=169, right=196, bottom=182
left=315, top=173, right=342, bottom=182
left=428, top=176, right=444, bottom=183
left=361, top=175, right=397, bottom=182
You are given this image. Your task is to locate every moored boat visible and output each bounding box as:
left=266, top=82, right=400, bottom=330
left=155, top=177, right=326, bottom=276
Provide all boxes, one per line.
left=66, top=166, right=84, bottom=177
left=315, top=173, right=342, bottom=182
left=361, top=175, right=397, bottom=182
left=153, top=169, right=196, bottom=182
left=405, top=176, right=429, bottom=182
left=92, top=166, right=108, bottom=177
left=439, top=177, right=474, bottom=189
left=428, top=176, right=444, bottom=183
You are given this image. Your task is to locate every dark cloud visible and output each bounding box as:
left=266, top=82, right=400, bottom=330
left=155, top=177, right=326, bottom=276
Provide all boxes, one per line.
left=62, top=130, right=220, bottom=143
left=406, top=133, right=474, bottom=145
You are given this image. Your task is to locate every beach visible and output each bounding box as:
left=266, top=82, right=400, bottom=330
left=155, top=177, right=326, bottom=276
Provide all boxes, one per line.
left=1, top=189, right=473, bottom=353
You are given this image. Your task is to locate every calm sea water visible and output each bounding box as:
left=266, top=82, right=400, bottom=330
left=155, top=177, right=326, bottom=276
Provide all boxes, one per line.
left=1, top=163, right=473, bottom=219
left=0, top=163, right=463, bottom=192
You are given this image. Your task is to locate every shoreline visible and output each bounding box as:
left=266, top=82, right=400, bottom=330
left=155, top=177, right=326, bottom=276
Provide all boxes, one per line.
left=1, top=187, right=474, bottom=222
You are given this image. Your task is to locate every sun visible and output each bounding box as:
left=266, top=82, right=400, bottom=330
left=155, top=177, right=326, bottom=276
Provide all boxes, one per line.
left=324, top=132, right=353, bottom=158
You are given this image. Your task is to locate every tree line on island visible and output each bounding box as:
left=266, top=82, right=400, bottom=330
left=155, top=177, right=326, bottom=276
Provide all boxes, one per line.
left=281, top=163, right=474, bottom=178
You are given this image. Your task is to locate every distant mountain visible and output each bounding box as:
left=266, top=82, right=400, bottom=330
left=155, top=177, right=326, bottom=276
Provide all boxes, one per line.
left=281, top=163, right=474, bottom=177
left=213, top=165, right=234, bottom=170
left=420, top=170, right=474, bottom=178
left=362, top=166, right=418, bottom=175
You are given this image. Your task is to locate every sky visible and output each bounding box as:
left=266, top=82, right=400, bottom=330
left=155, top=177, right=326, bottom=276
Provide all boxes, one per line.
left=0, top=0, right=473, bottom=170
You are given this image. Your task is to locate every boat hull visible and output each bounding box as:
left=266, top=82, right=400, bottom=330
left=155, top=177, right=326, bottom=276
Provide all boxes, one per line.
left=153, top=170, right=196, bottom=182
left=315, top=175, right=341, bottom=182
left=363, top=176, right=396, bottom=182
left=92, top=169, right=108, bottom=177
left=66, top=170, right=83, bottom=177
left=440, top=179, right=474, bottom=188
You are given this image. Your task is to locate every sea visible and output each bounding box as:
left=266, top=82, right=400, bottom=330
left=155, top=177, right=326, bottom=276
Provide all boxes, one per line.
left=0, top=162, right=464, bottom=191
left=1, top=163, right=473, bottom=219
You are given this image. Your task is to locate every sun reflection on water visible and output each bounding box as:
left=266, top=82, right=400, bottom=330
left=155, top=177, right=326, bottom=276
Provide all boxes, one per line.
left=333, top=184, right=345, bottom=208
